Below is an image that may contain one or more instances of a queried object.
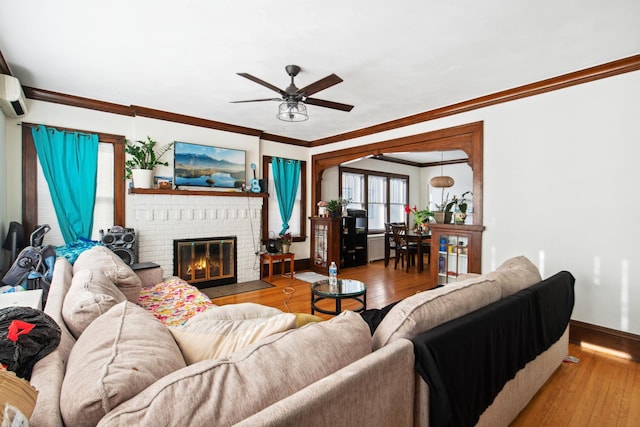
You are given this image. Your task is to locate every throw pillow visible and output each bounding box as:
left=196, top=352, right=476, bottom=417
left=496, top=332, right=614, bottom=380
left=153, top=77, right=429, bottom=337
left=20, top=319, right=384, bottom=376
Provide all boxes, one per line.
left=62, top=269, right=127, bottom=338
left=73, top=246, right=142, bottom=303
left=60, top=301, right=186, bottom=427
left=137, top=277, right=215, bottom=327
left=169, top=312, right=297, bottom=364
left=488, top=255, right=542, bottom=298
left=98, top=311, right=371, bottom=426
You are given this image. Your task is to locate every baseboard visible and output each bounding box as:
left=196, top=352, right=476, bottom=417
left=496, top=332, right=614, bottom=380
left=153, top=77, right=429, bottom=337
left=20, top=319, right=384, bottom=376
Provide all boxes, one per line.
left=569, top=320, right=640, bottom=362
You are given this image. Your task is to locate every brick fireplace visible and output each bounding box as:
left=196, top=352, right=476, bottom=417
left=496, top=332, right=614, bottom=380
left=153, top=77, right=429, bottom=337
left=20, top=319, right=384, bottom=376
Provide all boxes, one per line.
left=174, top=236, right=237, bottom=288
left=128, top=192, right=262, bottom=283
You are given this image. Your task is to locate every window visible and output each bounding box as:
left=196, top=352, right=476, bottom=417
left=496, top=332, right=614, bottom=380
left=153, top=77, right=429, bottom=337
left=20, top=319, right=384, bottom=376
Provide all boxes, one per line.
left=22, top=124, right=125, bottom=240
left=262, top=156, right=307, bottom=242
left=340, top=166, right=408, bottom=233
left=389, top=177, right=408, bottom=223
left=367, top=175, right=387, bottom=231
left=36, top=143, right=114, bottom=245
left=342, top=172, right=365, bottom=210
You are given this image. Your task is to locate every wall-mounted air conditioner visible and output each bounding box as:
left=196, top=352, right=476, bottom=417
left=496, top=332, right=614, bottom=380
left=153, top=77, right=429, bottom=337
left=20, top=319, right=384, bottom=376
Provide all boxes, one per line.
left=0, top=74, right=28, bottom=118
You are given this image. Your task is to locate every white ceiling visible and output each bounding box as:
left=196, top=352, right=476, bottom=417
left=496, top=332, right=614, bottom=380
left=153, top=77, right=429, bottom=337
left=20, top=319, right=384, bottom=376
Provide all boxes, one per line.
left=1, top=0, right=638, bottom=143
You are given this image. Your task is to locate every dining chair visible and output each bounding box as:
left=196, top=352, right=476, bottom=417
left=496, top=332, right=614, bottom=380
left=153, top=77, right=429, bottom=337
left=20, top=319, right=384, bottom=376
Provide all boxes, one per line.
left=390, top=224, right=418, bottom=272
left=384, top=222, right=399, bottom=267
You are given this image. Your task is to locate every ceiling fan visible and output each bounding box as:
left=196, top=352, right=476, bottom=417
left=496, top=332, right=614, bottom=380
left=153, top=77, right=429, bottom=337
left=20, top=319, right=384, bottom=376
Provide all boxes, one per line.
left=231, top=65, right=354, bottom=121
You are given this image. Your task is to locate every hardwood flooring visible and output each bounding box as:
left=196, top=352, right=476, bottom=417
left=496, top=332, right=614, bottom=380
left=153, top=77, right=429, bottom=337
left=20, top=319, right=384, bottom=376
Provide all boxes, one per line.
left=210, top=260, right=640, bottom=426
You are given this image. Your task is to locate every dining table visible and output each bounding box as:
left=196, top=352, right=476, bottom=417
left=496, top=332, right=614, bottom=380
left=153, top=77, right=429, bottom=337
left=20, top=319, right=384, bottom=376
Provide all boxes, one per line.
left=384, top=228, right=431, bottom=272
left=405, top=230, right=431, bottom=273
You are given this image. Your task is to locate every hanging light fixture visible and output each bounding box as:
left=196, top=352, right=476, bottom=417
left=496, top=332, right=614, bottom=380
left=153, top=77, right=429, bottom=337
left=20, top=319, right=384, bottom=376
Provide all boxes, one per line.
left=430, top=152, right=455, bottom=188
left=276, top=100, right=308, bottom=122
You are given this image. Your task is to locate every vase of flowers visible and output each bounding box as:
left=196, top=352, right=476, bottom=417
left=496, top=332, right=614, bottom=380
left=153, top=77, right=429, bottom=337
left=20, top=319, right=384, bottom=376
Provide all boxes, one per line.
left=279, top=232, right=292, bottom=253
left=405, top=205, right=434, bottom=230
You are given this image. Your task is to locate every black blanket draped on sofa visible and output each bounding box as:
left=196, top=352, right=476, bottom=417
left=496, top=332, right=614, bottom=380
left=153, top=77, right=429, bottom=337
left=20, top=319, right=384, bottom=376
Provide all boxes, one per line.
left=412, top=271, right=575, bottom=427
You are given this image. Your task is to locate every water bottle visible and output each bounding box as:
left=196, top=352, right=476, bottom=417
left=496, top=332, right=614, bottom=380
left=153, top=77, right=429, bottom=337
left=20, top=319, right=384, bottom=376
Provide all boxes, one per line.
left=329, top=261, right=338, bottom=289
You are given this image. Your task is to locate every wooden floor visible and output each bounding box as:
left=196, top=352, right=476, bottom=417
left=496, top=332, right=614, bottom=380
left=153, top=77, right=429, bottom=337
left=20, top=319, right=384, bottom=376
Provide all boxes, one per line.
left=211, top=260, right=640, bottom=426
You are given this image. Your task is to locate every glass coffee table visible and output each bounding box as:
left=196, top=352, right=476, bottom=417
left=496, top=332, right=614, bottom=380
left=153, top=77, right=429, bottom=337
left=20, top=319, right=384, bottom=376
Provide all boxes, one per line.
left=311, top=279, right=367, bottom=315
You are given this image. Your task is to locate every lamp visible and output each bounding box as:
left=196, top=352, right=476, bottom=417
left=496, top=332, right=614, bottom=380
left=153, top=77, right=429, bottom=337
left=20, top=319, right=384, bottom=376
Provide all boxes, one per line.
left=276, top=100, right=308, bottom=122
left=430, top=152, right=454, bottom=188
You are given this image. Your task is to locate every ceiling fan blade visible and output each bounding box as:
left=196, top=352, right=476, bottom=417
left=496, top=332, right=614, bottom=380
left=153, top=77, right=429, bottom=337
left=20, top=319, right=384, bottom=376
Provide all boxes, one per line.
left=296, top=74, right=343, bottom=96
left=237, top=73, right=286, bottom=96
left=304, top=97, right=354, bottom=112
left=230, top=98, right=282, bottom=103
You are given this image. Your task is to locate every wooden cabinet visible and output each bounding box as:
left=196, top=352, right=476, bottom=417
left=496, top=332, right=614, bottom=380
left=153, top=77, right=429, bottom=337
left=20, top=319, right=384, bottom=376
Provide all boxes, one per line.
left=310, top=217, right=342, bottom=275
left=341, top=215, right=368, bottom=268
left=429, top=224, right=484, bottom=285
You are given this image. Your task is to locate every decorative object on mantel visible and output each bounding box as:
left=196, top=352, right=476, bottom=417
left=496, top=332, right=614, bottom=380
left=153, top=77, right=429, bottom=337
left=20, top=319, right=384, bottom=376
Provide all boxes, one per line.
left=125, top=136, right=174, bottom=189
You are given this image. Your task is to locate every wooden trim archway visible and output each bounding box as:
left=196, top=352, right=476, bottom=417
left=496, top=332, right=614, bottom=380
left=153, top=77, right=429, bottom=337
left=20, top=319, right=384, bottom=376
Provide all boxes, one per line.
left=311, top=121, right=484, bottom=225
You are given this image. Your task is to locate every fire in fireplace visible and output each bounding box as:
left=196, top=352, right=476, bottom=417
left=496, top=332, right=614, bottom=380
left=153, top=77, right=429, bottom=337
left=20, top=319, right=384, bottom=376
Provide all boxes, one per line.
left=173, top=236, right=237, bottom=288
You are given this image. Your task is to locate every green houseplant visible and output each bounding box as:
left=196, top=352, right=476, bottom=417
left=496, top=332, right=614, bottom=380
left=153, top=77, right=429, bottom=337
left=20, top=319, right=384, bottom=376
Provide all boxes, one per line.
left=326, top=199, right=348, bottom=218
left=125, top=136, right=174, bottom=188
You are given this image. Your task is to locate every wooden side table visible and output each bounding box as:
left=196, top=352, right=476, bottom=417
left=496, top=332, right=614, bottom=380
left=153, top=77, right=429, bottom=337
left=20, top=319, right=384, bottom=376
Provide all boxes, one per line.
left=260, top=252, right=295, bottom=283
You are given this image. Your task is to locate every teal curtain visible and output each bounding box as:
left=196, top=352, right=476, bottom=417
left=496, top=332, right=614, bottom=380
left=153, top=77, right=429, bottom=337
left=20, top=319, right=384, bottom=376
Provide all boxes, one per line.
left=31, top=125, right=99, bottom=243
left=271, top=157, right=301, bottom=235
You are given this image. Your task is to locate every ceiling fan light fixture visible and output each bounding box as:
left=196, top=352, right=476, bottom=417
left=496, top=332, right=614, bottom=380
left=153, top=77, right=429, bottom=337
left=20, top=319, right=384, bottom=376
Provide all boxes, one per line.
left=276, top=101, right=308, bottom=122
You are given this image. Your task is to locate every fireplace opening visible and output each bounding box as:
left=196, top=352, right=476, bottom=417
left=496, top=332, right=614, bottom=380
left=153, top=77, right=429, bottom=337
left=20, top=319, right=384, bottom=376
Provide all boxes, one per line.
left=173, top=236, right=237, bottom=288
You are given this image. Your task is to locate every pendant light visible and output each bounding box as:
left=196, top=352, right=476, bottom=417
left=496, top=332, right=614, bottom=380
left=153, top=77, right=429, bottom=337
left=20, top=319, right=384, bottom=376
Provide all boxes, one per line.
left=430, top=152, right=454, bottom=188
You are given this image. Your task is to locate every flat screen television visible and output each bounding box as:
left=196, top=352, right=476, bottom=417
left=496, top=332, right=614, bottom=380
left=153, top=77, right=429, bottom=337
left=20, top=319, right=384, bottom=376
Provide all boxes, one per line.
left=173, top=141, right=246, bottom=189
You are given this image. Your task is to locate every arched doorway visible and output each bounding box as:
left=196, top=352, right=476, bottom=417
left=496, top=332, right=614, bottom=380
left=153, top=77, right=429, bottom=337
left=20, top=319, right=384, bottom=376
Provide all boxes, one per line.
left=311, top=121, right=484, bottom=225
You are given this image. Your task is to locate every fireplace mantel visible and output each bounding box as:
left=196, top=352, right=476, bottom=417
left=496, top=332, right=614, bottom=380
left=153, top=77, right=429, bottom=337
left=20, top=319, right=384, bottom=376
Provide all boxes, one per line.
left=129, top=188, right=268, bottom=198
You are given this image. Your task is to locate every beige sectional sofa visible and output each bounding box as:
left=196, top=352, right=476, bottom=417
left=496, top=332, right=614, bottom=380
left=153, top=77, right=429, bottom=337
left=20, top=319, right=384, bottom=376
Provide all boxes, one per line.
left=28, top=247, right=573, bottom=427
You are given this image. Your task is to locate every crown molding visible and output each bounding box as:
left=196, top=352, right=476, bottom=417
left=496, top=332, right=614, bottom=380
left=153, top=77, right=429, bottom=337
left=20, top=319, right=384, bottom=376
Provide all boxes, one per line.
left=310, top=54, right=640, bottom=146
left=17, top=54, right=640, bottom=147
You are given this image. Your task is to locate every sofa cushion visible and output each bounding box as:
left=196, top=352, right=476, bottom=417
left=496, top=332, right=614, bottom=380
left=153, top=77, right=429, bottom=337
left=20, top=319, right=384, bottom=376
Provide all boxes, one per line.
left=60, top=301, right=186, bottom=427
left=169, top=312, right=297, bottom=364
left=98, top=311, right=371, bottom=426
left=188, top=302, right=322, bottom=328
left=190, top=302, right=284, bottom=321
left=73, top=246, right=142, bottom=303
left=62, top=268, right=127, bottom=338
left=372, top=276, right=500, bottom=350
left=487, top=256, right=542, bottom=298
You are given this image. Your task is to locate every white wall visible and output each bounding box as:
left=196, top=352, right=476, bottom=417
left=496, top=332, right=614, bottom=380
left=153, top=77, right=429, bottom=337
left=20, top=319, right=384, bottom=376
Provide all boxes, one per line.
left=311, top=70, right=640, bottom=335
left=4, top=100, right=262, bottom=279
left=5, top=70, right=639, bottom=334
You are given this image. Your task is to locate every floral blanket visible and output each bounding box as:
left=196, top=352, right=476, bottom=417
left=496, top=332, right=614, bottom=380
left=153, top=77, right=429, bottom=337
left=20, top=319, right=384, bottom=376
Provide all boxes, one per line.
left=138, top=277, right=215, bottom=327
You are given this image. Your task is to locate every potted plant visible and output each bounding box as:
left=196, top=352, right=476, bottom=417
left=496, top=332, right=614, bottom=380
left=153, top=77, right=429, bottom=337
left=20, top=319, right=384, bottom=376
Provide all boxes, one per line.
left=279, top=232, right=292, bottom=254
left=405, top=205, right=434, bottom=230
left=325, top=199, right=342, bottom=218
left=452, top=191, right=472, bottom=224
left=433, top=192, right=454, bottom=224
left=125, top=136, right=174, bottom=189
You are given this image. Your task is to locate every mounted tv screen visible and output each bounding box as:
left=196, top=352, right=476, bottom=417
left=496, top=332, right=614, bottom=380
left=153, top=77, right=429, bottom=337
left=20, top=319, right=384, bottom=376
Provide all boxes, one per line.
left=173, top=142, right=246, bottom=189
